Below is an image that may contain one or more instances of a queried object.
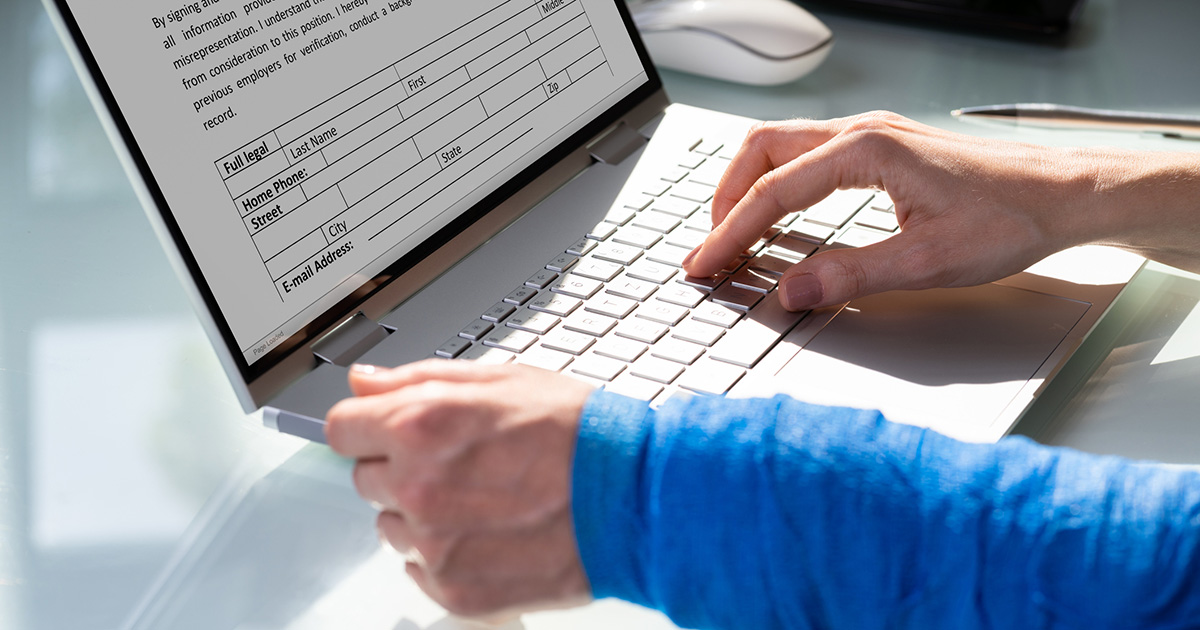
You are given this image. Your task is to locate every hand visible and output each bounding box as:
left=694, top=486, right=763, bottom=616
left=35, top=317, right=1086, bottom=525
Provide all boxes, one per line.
left=324, top=360, right=596, bottom=619
left=684, top=111, right=1200, bottom=310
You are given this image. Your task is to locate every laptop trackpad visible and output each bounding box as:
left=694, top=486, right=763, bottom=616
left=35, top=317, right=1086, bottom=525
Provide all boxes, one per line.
left=767, top=283, right=1090, bottom=438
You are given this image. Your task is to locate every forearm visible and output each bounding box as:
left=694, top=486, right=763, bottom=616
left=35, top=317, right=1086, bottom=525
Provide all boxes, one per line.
left=573, top=392, right=1200, bottom=630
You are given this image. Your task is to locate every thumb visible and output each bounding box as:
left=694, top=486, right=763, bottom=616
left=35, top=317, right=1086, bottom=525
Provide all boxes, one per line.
left=777, top=234, right=940, bottom=311
left=346, top=359, right=489, bottom=397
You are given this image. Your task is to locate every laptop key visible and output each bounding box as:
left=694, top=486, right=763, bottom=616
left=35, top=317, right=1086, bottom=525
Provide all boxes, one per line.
left=711, top=284, right=764, bottom=311
left=505, top=308, right=560, bottom=335
left=593, top=337, right=648, bottom=363
left=665, top=226, right=707, bottom=250
left=788, top=221, right=837, bottom=244
left=592, top=242, right=643, bottom=266
left=677, top=274, right=725, bottom=291
left=612, top=226, right=662, bottom=250
left=803, top=190, right=874, bottom=228
left=525, top=269, right=558, bottom=290
left=571, top=353, right=627, bottom=382
left=650, top=338, right=705, bottom=365
left=660, top=167, right=690, bottom=183
left=643, top=181, right=671, bottom=197
left=458, top=320, right=494, bottom=341
left=541, top=330, right=596, bottom=356
left=607, top=275, right=659, bottom=302
left=771, top=236, right=819, bottom=260
left=671, top=182, right=716, bottom=203
left=633, top=211, right=682, bottom=234
left=483, top=328, right=539, bottom=353
left=460, top=344, right=516, bottom=365
left=693, top=139, right=724, bottom=156
left=504, top=286, right=538, bottom=306
left=630, top=355, right=685, bottom=384
left=563, top=312, right=618, bottom=337
left=587, top=221, right=617, bottom=241
left=585, top=294, right=638, bottom=319
left=692, top=301, right=743, bottom=328
left=623, top=195, right=655, bottom=211
left=605, top=207, right=636, bottom=226
left=749, top=253, right=795, bottom=277
left=730, top=268, right=778, bottom=294
left=835, top=227, right=892, bottom=248
left=567, top=238, right=598, bottom=257
left=529, top=293, right=582, bottom=317
left=657, top=284, right=708, bottom=308
left=678, top=358, right=746, bottom=396
left=482, top=302, right=517, bottom=322
left=652, top=197, right=702, bottom=218
left=645, top=242, right=693, bottom=267
left=626, top=259, right=678, bottom=285
left=515, top=347, right=574, bottom=372
left=605, top=373, right=664, bottom=401
left=635, top=300, right=689, bottom=326
left=855, top=209, right=900, bottom=232
left=615, top=319, right=669, bottom=344
left=436, top=337, right=472, bottom=359
left=573, top=258, right=623, bottom=282
left=710, top=293, right=807, bottom=368
left=550, top=274, right=603, bottom=299
left=689, top=161, right=728, bottom=187
left=682, top=212, right=714, bottom=232
left=672, top=319, right=726, bottom=347
left=545, top=253, right=579, bottom=273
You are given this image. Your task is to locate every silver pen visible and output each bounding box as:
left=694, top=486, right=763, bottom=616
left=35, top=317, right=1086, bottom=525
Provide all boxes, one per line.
left=951, top=103, right=1200, bottom=140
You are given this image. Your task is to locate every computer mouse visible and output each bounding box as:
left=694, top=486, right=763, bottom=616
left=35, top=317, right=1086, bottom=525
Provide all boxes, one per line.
left=630, top=0, right=834, bottom=86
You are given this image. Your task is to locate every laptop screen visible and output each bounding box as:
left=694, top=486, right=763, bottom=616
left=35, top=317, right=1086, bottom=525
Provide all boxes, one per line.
left=51, top=0, right=654, bottom=381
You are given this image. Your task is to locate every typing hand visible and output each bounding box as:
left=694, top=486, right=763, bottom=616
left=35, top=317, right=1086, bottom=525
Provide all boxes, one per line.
left=683, top=111, right=1108, bottom=311
left=325, top=360, right=595, bottom=620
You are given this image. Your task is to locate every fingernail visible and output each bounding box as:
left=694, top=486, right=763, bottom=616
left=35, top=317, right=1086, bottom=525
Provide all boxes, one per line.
left=682, top=245, right=701, bottom=268
left=782, top=274, right=823, bottom=311
left=350, top=364, right=379, bottom=375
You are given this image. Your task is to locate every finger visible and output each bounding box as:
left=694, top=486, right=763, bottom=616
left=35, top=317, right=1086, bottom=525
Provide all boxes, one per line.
left=347, top=359, right=503, bottom=397
left=377, top=510, right=415, bottom=553
left=324, top=391, right=402, bottom=458
left=777, top=231, right=948, bottom=310
left=688, top=133, right=875, bottom=278
left=329, top=359, right=501, bottom=456
left=378, top=510, right=456, bottom=569
left=352, top=457, right=397, bottom=510
left=711, top=118, right=845, bottom=225
left=326, top=383, right=465, bottom=459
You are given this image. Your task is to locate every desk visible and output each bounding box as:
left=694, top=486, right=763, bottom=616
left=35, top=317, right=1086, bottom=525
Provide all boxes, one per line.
left=3, top=1, right=1200, bottom=628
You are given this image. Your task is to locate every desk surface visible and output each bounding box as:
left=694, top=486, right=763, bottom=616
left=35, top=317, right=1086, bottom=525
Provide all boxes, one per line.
left=3, top=1, right=1200, bottom=628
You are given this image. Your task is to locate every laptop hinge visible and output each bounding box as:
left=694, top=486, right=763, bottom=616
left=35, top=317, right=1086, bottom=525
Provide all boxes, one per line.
left=311, top=312, right=393, bottom=367
left=587, top=120, right=648, bottom=165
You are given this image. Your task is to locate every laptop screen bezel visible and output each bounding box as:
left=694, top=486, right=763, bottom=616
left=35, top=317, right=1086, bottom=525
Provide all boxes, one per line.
left=45, top=0, right=664, bottom=392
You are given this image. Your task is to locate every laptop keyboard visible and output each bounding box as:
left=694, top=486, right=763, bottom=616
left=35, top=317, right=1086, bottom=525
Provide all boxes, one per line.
left=433, top=137, right=899, bottom=403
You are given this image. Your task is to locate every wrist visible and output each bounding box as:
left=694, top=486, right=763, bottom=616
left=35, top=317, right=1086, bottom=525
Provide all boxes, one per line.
left=1069, top=147, right=1200, bottom=270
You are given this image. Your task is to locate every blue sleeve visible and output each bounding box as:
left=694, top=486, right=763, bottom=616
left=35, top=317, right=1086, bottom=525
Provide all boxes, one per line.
left=571, top=391, right=1200, bottom=630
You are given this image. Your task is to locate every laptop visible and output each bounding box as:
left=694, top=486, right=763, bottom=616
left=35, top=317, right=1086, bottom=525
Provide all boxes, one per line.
left=43, top=0, right=1140, bottom=446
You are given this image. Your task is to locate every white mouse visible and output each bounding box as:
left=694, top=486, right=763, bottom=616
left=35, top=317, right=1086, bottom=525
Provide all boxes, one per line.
left=630, top=0, right=834, bottom=86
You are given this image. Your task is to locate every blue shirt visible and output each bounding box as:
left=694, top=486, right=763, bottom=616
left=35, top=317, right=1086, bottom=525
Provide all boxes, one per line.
left=572, top=391, right=1200, bottom=629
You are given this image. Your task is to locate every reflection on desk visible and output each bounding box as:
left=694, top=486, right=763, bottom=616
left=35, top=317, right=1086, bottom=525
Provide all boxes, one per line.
left=121, top=446, right=679, bottom=630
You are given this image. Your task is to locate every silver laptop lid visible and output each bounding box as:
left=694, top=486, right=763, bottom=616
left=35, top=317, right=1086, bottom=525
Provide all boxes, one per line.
left=43, top=0, right=662, bottom=409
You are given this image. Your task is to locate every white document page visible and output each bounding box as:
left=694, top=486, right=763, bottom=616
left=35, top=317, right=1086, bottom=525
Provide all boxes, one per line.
left=64, top=0, right=647, bottom=365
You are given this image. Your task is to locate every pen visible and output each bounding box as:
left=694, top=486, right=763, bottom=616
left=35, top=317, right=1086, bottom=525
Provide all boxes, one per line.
left=951, top=103, right=1200, bottom=140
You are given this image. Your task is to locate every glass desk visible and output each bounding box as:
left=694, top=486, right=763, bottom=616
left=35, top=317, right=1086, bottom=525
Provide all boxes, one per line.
left=3, top=0, right=1199, bottom=627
